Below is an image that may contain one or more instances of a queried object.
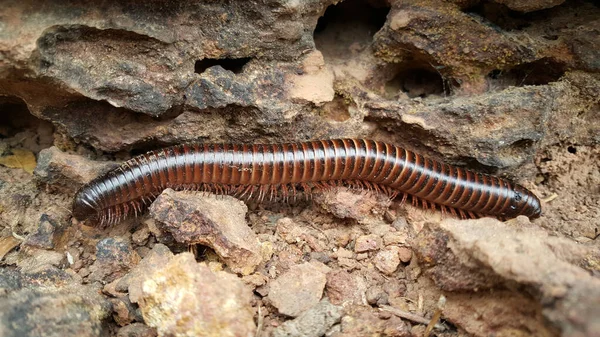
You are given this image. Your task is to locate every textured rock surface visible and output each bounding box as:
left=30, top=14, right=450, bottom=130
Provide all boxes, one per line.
left=271, top=300, right=344, bottom=337
left=34, top=146, right=118, bottom=193
left=269, top=262, right=328, bottom=317
left=0, top=285, right=111, bottom=337
left=89, top=237, right=140, bottom=283
left=137, top=253, right=255, bottom=337
left=414, top=217, right=600, bottom=336
left=149, top=189, right=262, bottom=275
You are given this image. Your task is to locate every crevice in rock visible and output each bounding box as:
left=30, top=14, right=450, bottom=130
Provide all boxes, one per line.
left=314, top=0, right=390, bottom=60
left=486, top=58, right=566, bottom=90
left=462, top=1, right=533, bottom=31
left=194, top=57, right=251, bottom=75
left=0, top=96, right=54, bottom=153
left=384, top=66, right=452, bottom=99
left=320, top=95, right=353, bottom=122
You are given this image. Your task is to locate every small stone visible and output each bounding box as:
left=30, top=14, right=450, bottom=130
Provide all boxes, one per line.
left=23, top=214, right=58, bottom=249
left=314, top=188, right=391, bottom=224
left=132, top=226, right=151, bottom=245
left=326, top=270, right=367, bottom=305
left=149, top=189, right=262, bottom=275
left=110, top=297, right=139, bottom=326
left=269, top=262, right=327, bottom=317
left=116, top=323, right=157, bottom=337
left=355, top=234, right=381, bottom=253
left=397, top=247, right=413, bottom=263
left=374, top=246, right=401, bottom=275
left=138, top=253, right=255, bottom=337
left=271, top=300, right=344, bottom=337
left=333, top=247, right=354, bottom=259
left=89, top=237, right=140, bottom=283
left=366, top=286, right=388, bottom=306
left=382, top=231, right=407, bottom=246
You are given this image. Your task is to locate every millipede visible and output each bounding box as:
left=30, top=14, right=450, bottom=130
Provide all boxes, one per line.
left=72, top=139, right=542, bottom=226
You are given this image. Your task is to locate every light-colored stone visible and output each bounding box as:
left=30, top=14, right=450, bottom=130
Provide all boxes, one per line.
left=138, top=253, right=255, bottom=337
left=269, top=262, right=327, bottom=317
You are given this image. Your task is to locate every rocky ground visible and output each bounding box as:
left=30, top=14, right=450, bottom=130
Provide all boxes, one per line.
left=1, top=0, right=599, bottom=336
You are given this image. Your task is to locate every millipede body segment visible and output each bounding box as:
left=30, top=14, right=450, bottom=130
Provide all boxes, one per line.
left=73, top=139, right=542, bottom=226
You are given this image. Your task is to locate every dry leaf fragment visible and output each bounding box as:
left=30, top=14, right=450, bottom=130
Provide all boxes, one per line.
left=0, top=236, right=21, bottom=261
left=0, top=148, right=36, bottom=174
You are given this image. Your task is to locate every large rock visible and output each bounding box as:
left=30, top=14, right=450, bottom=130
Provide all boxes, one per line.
left=137, top=253, right=255, bottom=337
left=414, top=217, right=600, bottom=336
left=0, top=285, right=111, bottom=337
left=149, top=189, right=262, bottom=275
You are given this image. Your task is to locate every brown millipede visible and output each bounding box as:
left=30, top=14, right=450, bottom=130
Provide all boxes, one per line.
left=72, top=139, right=541, bottom=226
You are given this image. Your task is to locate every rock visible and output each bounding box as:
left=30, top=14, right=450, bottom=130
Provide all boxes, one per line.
left=137, top=253, right=255, bottom=337
left=414, top=217, right=600, bottom=336
left=373, top=246, right=401, bottom=275
left=149, top=189, right=262, bottom=275
left=269, top=262, right=327, bottom=317
left=116, top=323, right=157, bottom=337
left=0, top=285, right=111, bottom=337
left=105, top=243, right=174, bottom=303
left=396, top=247, right=412, bottom=264
left=89, top=237, right=140, bottom=283
left=354, top=234, right=381, bottom=253
left=314, top=188, right=391, bottom=224
left=287, top=51, right=335, bottom=104
left=443, top=291, right=557, bottom=337
left=110, top=297, right=141, bottom=326
left=34, top=146, right=117, bottom=193
left=493, top=0, right=565, bottom=12
left=365, top=286, right=388, bottom=306
left=325, top=269, right=367, bottom=305
left=271, top=300, right=344, bottom=337
left=23, top=213, right=58, bottom=249
left=338, top=306, right=410, bottom=337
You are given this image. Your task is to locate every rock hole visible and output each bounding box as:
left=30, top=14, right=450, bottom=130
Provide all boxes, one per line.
left=486, top=58, right=566, bottom=90
left=0, top=97, right=54, bottom=153
left=314, top=0, right=390, bottom=60
left=384, top=66, right=452, bottom=99
left=567, top=145, right=577, bottom=154
left=194, top=57, right=251, bottom=75
left=320, top=95, right=353, bottom=122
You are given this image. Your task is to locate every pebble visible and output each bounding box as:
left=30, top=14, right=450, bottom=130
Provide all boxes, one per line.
left=374, top=246, right=401, bottom=275
left=269, top=262, right=327, bottom=317
left=354, top=234, right=381, bottom=253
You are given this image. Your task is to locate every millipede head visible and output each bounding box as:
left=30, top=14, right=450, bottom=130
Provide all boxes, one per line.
left=72, top=188, right=100, bottom=224
left=506, top=185, right=542, bottom=219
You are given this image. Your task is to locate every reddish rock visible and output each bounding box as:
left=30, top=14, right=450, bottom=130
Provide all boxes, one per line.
left=326, top=269, right=367, bottom=305
left=354, top=234, right=381, bottom=253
